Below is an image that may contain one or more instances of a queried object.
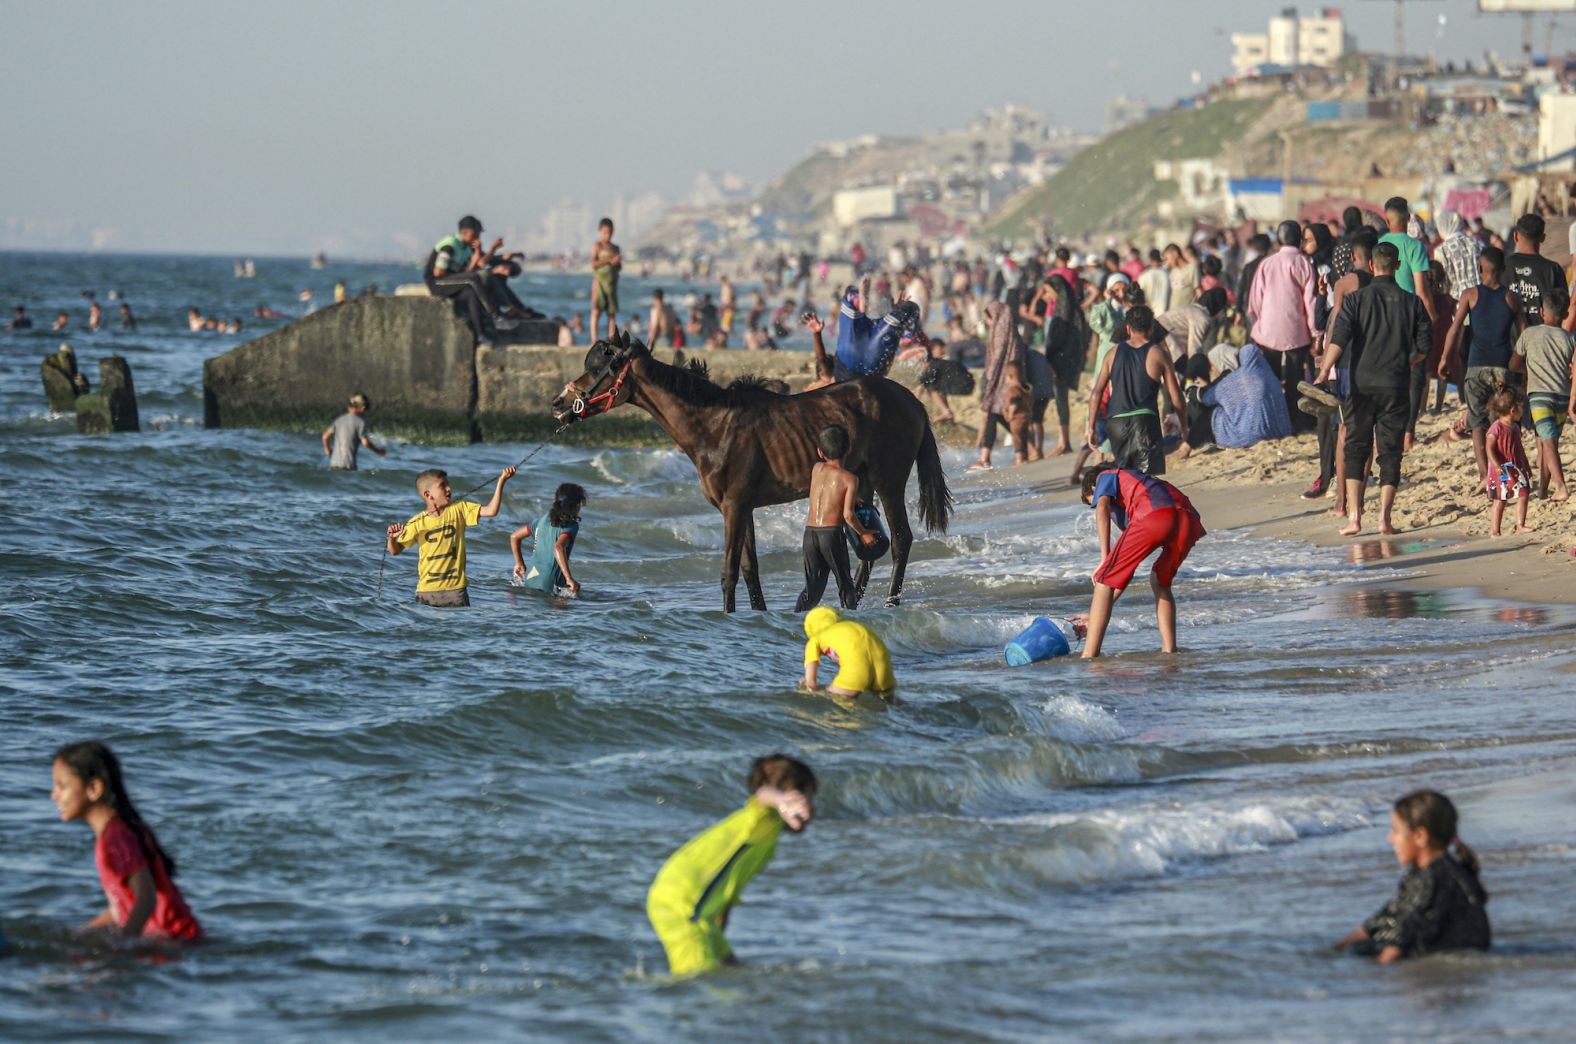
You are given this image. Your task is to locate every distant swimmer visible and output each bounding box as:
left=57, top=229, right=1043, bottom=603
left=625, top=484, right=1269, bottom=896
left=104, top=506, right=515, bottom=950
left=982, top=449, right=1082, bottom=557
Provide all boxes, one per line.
left=1335, top=790, right=1489, bottom=963
left=510, top=482, right=585, bottom=597
left=87, top=302, right=103, bottom=331
left=117, top=302, right=136, bottom=331
left=645, top=289, right=684, bottom=349
left=322, top=392, right=386, bottom=470
left=6, top=305, right=31, bottom=330
left=647, top=754, right=816, bottom=976
left=188, top=308, right=206, bottom=332
left=794, top=425, right=877, bottom=612
left=589, top=217, right=621, bottom=342
left=386, top=465, right=515, bottom=607
left=50, top=741, right=203, bottom=942
left=1078, top=465, right=1205, bottom=659
left=802, top=606, right=895, bottom=697
left=254, top=305, right=288, bottom=320
left=719, top=274, right=735, bottom=334
left=53, top=311, right=69, bottom=332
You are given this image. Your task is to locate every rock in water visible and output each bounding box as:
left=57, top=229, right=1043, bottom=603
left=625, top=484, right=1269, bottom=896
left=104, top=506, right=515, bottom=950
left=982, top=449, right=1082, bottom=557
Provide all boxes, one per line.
left=75, top=355, right=140, bottom=433
left=41, top=343, right=88, bottom=412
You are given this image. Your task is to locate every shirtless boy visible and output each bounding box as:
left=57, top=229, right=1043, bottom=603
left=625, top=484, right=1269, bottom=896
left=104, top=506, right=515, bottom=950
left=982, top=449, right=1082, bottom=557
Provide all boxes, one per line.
left=793, top=425, right=876, bottom=612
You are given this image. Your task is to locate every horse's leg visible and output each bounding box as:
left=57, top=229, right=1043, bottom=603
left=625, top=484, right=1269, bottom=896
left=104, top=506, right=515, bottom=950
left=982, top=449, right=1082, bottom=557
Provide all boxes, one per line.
left=877, top=482, right=914, bottom=608
left=851, top=558, right=871, bottom=609
left=741, top=513, right=768, bottom=611
left=850, top=472, right=872, bottom=609
left=720, top=506, right=744, bottom=613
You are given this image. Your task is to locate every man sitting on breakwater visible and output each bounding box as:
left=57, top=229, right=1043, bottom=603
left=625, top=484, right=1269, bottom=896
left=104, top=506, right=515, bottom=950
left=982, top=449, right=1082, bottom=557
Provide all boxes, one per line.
left=423, top=215, right=521, bottom=343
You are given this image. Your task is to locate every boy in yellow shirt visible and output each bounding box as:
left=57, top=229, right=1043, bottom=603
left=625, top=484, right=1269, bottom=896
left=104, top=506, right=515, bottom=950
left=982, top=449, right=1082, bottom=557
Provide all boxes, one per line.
left=646, top=755, right=816, bottom=977
left=386, top=466, right=515, bottom=606
left=801, top=606, right=896, bottom=696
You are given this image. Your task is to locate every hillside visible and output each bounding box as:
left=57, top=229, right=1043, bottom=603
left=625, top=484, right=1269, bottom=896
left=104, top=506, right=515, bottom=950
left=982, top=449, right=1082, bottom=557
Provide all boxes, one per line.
left=986, top=98, right=1275, bottom=240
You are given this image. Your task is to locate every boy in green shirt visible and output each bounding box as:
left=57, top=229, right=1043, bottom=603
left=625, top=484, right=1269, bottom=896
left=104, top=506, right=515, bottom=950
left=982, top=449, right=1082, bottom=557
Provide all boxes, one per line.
left=646, top=755, right=816, bottom=976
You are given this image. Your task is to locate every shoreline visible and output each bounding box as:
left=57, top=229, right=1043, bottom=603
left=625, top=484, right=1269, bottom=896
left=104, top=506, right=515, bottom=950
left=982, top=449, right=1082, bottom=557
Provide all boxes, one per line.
left=955, top=406, right=1576, bottom=608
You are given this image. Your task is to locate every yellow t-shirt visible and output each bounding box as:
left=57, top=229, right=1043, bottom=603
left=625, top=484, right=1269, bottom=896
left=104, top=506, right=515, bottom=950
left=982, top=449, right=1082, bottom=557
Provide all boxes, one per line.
left=804, top=619, right=896, bottom=693
left=396, top=501, right=482, bottom=592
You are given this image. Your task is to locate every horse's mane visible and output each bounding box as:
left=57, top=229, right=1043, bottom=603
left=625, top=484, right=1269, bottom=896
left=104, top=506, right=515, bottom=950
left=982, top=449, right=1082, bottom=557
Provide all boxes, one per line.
left=637, top=347, right=784, bottom=411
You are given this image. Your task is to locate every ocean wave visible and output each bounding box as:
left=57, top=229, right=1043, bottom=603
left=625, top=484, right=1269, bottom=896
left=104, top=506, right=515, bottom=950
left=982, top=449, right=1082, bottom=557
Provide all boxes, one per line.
left=981, top=793, right=1376, bottom=887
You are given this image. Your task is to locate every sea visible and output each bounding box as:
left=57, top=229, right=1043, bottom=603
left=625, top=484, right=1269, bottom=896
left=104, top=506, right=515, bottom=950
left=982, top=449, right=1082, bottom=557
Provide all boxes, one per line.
left=2, top=253, right=1574, bottom=1041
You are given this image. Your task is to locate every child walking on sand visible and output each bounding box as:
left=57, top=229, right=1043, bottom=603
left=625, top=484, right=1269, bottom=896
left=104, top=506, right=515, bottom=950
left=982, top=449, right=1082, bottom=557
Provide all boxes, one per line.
left=794, top=425, right=878, bottom=612
left=510, top=482, right=585, bottom=597
left=1484, top=388, right=1534, bottom=536
left=1335, top=789, right=1489, bottom=963
left=51, top=741, right=202, bottom=942
left=321, top=392, right=386, bottom=470
left=1078, top=464, right=1205, bottom=659
left=1512, top=291, right=1575, bottom=502
left=646, top=755, right=816, bottom=976
left=386, top=466, right=515, bottom=607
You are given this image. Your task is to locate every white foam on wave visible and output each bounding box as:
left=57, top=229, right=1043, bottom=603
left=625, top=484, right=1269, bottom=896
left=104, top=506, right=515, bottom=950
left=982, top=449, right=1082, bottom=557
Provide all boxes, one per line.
left=999, top=794, right=1373, bottom=885
left=588, top=447, right=697, bottom=487
left=1041, top=694, right=1126, bottom=743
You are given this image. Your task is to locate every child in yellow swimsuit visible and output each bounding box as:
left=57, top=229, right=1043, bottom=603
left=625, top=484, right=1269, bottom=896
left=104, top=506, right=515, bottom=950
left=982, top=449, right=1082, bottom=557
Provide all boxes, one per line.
left=801, top=606, right=896, bottom=696
left=646, top=755, right=816, bottom=977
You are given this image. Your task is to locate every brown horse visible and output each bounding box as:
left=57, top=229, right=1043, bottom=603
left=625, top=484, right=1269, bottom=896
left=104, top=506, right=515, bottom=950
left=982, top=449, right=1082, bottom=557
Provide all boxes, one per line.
left=551, top=332, right=952, bottom=612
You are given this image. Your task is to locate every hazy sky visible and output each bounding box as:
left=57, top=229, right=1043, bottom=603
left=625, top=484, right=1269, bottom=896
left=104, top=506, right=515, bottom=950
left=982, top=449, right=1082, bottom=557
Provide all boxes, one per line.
left=2, top=0, right=1558, bottom=256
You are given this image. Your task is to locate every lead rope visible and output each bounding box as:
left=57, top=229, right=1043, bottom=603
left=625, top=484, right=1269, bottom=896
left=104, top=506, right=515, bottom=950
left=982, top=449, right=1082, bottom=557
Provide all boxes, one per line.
left=375, top=422, right=572, bottom=598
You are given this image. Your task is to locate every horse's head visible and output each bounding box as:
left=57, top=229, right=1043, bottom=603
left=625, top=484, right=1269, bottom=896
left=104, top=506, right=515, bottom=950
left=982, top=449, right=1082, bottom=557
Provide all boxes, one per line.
left=552, top=329, right=644, bottom=422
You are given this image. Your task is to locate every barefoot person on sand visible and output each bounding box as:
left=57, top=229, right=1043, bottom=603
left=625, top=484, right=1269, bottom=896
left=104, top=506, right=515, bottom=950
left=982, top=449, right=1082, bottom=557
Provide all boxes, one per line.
left=1315, top=242, right=1432, bottom=537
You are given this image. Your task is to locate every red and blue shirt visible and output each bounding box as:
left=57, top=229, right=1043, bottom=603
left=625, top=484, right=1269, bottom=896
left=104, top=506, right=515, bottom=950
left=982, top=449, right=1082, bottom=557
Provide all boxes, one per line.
left=1090, top=468, right=1185, bottom=530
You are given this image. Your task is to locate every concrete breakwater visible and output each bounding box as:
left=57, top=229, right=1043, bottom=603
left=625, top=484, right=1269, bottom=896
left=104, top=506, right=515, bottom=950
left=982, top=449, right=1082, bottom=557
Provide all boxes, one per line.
left=203, top=295, right=939, bottom=445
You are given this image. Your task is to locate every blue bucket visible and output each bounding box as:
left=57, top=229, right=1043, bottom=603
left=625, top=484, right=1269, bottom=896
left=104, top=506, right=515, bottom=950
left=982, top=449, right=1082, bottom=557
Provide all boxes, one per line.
left=1004, top=617, right=1071, bottom=666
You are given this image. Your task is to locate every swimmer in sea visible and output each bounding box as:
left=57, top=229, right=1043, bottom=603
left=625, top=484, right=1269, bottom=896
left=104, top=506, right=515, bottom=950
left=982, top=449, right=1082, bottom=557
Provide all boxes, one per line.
left=647, top=754, right=815, bottom=976
left=1335, top=789, right=1489, bottom=962
left=510, top=482, right=585, bottom=597
left=802, top=606, right=895, bottom=697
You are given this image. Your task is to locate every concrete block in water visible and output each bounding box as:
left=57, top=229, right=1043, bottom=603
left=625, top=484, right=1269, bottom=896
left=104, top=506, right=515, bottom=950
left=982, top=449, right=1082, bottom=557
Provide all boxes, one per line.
left=203, top=296, right=479, bottom=444
left=41, top=343, right=89, bottom=412
left=75, top=355, right=139, bottom=433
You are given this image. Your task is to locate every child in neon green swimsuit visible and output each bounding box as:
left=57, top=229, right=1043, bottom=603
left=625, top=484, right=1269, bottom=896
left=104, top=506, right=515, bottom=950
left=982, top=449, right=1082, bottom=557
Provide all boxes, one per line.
left=646, top=755, right=816, bottom=977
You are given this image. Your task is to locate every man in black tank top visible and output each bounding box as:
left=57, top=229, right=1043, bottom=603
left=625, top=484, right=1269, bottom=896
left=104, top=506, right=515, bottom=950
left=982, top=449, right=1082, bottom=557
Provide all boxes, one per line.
left=1086, top=304, right=1187, bottom=475
left=1316, top=242, right=1432, bottom=536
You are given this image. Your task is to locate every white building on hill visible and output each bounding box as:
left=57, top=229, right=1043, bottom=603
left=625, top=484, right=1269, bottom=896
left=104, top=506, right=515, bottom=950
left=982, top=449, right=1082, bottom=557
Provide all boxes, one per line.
left=1231, top=6, right=1354, bottom=77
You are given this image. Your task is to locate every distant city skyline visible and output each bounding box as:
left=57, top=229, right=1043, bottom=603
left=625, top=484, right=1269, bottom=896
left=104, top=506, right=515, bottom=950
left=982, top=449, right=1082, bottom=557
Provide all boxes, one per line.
left=1, top=0, right=1559, bottom=257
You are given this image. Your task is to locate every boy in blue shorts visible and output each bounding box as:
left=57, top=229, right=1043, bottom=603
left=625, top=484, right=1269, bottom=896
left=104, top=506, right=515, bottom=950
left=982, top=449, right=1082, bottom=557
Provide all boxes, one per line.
left=1512, top=291, right=1575, bottom=502
left=386, top=466, right=515, bottom=606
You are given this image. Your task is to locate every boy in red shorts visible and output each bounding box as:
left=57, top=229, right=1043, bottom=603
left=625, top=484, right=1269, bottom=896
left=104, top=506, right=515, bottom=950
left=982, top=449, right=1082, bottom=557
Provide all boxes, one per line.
left=1078, top=464, right=1206, bottom=659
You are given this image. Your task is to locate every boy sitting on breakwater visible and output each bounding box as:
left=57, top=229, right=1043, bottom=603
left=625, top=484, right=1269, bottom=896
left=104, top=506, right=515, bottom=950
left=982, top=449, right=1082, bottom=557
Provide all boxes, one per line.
left=386, top=466, right=515, bottom=607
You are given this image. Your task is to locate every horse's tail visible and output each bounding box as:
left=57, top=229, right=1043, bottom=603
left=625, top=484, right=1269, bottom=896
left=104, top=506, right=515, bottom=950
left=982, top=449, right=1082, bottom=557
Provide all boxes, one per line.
left=916, top=421, right=953, bottom=534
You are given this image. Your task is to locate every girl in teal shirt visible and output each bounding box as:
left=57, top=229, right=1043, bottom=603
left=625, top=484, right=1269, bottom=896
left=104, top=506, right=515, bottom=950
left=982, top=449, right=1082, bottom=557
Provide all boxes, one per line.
left=510, top=483, right=585, bottom=596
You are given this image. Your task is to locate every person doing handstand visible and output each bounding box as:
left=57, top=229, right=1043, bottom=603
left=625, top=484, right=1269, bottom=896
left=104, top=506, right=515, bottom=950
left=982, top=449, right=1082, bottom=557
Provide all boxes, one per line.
left=794, top=425, right=877, bottom=612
